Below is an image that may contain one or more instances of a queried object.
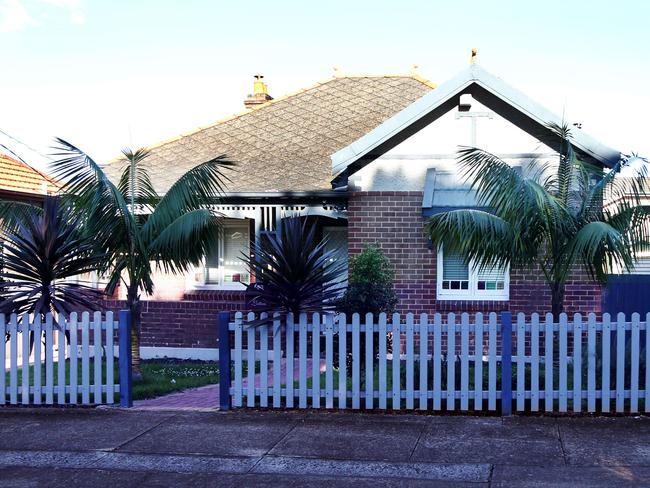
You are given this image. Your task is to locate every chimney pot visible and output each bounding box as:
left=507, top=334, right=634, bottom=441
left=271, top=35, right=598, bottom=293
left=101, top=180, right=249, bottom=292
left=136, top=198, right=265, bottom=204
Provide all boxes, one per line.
left=245, top=74, right=273, bottom=109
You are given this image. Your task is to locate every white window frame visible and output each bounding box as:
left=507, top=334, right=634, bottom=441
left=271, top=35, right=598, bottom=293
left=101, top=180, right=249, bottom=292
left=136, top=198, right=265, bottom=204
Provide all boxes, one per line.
left=193, top=219, right=250, bottom=291
left=436, top=247, right=509, bottom=301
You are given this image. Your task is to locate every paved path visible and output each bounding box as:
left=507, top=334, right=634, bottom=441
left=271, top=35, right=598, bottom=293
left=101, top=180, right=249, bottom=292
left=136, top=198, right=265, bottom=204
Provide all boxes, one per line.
left=0, top=408, right=649, bottom=486
left=134, top=359, right=325, bottom=410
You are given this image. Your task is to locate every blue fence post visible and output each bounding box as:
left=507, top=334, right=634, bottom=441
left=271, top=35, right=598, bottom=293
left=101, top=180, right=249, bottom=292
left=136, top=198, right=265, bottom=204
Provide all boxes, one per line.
left=118, top=310, right=133, bottom=408
left=501, top=311, right=513, bottom=416
left=219, top=312, right=232, bottom=411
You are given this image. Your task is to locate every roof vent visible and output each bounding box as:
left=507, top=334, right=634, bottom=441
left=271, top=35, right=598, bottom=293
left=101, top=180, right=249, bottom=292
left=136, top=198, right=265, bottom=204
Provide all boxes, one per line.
left=458, top=93, right=472, bottom=112
left=244, top=74, right=273, bottom=109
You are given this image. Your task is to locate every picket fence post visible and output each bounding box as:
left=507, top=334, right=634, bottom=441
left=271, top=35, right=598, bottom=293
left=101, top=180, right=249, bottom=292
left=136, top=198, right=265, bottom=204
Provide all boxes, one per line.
left=500, top=311, right=513, bottom=416
left=118, top=310, right=133, bottom=408
left=218, top=312, right=232, bottom=411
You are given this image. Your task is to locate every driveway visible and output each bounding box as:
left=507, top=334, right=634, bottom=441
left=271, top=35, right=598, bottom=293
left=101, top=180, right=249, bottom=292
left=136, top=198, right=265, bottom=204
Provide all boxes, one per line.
left=0, top=408, right=648, bottom=486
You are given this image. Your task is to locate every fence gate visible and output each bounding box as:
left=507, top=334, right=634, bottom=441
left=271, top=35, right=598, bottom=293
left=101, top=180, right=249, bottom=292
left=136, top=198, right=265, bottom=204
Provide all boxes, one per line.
left=603, top=274, right=650, bottom=319
left=220, top=311, right=650, bottom=415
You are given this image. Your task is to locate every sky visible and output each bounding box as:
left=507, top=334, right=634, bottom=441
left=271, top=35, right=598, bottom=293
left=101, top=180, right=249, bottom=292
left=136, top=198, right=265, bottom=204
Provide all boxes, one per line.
left=0, top=0, right=649, bottom=172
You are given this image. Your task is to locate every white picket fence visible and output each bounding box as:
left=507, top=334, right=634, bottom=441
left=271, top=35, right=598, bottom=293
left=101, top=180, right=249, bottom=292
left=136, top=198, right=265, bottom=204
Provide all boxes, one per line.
left=228, top=311, right=649, bottom=414
left=2, top=312, right=120, bottom=406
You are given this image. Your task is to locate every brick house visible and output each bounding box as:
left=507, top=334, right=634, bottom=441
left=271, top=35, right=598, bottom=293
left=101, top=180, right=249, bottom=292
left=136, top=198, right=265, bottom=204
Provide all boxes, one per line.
left=332, top=64, right=619, bottom=316
left=102, top=65, right=619, bottom=358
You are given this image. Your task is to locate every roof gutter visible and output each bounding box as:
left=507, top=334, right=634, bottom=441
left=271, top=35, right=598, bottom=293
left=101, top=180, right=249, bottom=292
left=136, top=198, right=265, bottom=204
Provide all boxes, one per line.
left=217, top=190, right=349, bottom=201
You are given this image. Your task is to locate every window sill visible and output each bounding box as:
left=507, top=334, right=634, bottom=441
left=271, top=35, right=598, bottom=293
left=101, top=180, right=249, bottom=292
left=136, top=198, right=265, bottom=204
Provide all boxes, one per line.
left=191, top=283, right=248, bottom=291
left=437, top=294, right=509, bottom=302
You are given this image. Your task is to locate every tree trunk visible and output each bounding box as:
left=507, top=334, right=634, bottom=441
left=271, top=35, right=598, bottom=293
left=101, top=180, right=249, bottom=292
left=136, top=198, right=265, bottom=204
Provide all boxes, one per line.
left=550, top=281, right=565, bottom=320
left=127, top=285, right=143, bottom=381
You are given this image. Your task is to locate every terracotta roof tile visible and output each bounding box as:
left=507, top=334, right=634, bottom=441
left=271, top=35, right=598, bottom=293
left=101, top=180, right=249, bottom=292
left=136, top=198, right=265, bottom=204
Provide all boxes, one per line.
left=0, top=153, right=59, bottom=196
left=104, top=75, right=435, bottom=193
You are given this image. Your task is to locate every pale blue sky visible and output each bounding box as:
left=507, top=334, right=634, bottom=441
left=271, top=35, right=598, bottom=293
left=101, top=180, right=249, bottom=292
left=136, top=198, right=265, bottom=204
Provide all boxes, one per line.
left=1, top=0, right=649, bottom=170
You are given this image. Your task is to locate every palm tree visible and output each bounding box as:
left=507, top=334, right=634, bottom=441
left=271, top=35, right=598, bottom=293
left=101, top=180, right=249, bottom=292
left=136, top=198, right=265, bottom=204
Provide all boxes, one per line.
left=0, top=196, right=105, bottom=316
left=51, top=139, right=234, bottom=377
left=425, top=124, right=650, bottom=316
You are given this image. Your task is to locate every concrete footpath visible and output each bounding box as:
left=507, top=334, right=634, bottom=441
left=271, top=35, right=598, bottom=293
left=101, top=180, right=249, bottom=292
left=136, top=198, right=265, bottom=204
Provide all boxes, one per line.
left=0, top=408, right=649, bottom=487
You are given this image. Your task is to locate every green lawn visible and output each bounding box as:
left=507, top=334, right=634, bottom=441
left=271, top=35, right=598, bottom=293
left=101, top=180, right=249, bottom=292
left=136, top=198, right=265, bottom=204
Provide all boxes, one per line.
left=4, top=359, right=220, bottom=401
left=280, top=355, right=648, bottom=411
left=298, top=361, right=600, bottom=392
left=133, top=360, right=220, bottom=400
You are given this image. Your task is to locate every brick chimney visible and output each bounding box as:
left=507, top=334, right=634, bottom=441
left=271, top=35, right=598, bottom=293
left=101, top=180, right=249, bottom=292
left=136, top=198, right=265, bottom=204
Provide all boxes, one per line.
left=244, top=74, right=273, bottom=109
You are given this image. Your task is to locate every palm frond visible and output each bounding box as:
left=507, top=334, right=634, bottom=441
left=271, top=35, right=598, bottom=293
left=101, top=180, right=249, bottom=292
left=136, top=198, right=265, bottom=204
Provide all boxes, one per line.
left=142, top=156, right=234, bottom=242
left=564, top=221, right=636, bottom=282
left=457, top=146, right=566, bottom=232
left=425, top=209, right=516, bottom=270
left=102, top=258, right=127, bottom=296
left=457, top=146, right=524, bottom=205
left=548, top=122, right=575, bottom=206
left=0, top=200, right=42, bottom=234
left=604, top=203, right=650, bottom=256
left=117, top=147, right=159, bottom=207
left=148, top=209, right=221, bottom=274
left=49, top=138, right=141, bottom=253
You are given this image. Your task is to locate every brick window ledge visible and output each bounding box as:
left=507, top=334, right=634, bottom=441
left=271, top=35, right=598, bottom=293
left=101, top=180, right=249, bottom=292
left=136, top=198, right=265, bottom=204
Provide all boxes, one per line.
left=434, top=300, right=510, bottom=313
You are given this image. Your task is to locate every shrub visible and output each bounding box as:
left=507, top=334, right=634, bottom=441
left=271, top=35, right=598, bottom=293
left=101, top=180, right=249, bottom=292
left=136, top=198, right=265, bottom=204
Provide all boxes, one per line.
left=244, top=217, right=346, bottom=318
left=337, top=244, right=398, bottom=316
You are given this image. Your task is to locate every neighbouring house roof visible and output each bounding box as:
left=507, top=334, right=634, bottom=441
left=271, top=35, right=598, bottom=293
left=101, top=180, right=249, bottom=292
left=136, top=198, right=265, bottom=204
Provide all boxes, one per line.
left=103, top=75, right=436, bottom=194
left=0, top=153, right=59, bottom=198
left=331, top=64, right=621, bottom=182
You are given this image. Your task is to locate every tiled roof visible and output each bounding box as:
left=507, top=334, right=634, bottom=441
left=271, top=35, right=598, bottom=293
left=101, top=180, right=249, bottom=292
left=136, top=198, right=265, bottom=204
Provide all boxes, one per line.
left=0, top=153, right=59, bottom=196
left=104, top=75, right=435, bottom=193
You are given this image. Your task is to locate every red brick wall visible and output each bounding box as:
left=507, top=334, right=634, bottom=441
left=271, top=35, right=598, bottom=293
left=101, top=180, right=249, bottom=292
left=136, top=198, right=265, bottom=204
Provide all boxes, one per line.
left=348, top=191, right=437, bottom=313
left=509, top=267, right=602, bottom=315
left=102, top=291, right=246, bottom=349
left=347, top=191, right=602, bottom=315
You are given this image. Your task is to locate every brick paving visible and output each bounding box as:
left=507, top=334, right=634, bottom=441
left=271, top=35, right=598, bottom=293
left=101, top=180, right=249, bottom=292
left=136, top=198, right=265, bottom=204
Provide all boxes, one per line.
left=133, top=359, right=325, bottom=410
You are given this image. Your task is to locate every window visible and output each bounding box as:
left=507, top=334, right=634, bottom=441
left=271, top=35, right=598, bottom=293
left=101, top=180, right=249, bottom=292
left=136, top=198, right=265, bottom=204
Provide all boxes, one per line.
left=204, top=220, right=250, bottom=287
left=323, top=226, right=348, bottom=287
left=437, top=248, right=508, bottom=300
left=441, top=252, right=469, bottom=291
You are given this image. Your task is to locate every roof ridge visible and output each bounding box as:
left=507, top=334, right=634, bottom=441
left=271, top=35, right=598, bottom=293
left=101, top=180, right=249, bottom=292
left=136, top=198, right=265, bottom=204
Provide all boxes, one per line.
left=119, top=74, right=436, bottom=159
left=332, top=73, right=436, bottom=89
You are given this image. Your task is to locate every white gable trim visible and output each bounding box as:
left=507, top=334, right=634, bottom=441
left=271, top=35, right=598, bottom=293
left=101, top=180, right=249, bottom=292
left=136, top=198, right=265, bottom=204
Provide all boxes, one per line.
left=331, top=65, right=620, bottom=177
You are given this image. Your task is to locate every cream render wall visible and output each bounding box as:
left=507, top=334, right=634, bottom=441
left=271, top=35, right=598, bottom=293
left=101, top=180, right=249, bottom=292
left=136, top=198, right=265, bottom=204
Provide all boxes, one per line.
left=349, top=98, right=559, bottom=192
left=115, top=264, right=191, bottom=301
